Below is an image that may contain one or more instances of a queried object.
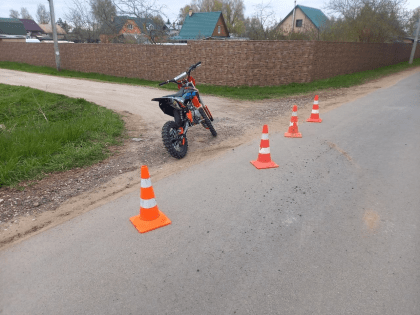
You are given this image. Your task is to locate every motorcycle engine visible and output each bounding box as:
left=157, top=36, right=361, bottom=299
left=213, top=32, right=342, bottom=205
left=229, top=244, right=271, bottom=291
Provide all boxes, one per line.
left=186, top=102, right=201, bottom=124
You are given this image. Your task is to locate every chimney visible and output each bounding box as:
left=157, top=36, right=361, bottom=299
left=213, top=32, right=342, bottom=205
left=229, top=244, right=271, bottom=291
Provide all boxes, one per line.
left=189, top=9, right=193, bottom=17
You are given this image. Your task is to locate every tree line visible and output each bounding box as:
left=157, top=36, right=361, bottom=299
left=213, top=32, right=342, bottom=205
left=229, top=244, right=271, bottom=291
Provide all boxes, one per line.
left=8, top=0, right=420, bottom=43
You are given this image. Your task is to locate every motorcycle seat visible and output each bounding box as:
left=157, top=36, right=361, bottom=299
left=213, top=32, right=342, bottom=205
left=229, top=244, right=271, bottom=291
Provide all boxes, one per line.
left=163, top=88, right=185, bottom=98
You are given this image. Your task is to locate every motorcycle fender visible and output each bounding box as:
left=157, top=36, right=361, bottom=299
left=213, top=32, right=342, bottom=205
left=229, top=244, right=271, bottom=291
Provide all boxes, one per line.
left=159, top=101, right=175, bottom=117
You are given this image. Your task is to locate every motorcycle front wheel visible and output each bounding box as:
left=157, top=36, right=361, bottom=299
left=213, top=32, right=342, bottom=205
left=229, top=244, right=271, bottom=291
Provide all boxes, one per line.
left=162, top=121, right=188, bottom=159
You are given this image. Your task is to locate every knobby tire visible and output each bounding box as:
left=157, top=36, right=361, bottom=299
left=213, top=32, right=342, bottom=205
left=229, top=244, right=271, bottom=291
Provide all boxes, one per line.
left=162, top=121, right=188, bottom=159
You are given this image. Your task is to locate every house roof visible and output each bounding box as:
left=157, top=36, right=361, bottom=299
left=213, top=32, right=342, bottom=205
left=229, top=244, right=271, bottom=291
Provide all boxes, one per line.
left=177, top=11, right=226, bottom=40
left=38, top=23, right=67, bottom=35
left=0, top=18, right=27, bottom=36
left=99, top=16, right=157, bottom=34
left=19, top=19, right=44, bottom=32
left=280, top=5, right=328, bottom=29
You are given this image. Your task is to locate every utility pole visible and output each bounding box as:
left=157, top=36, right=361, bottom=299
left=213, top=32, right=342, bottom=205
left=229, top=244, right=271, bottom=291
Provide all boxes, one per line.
left=292, top=0, right=296, bottom=32
left=48, top=0, right=61, bottom=71
left=409, top=18, right=420, bottom=65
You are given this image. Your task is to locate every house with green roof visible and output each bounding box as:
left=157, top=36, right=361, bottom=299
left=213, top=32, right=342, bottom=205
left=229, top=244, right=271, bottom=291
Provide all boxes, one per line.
left=0, top=18, right=27, bottom=42
left=277, top=5, right=328, bottom=34
left=172, top=10, right=229, bottom=41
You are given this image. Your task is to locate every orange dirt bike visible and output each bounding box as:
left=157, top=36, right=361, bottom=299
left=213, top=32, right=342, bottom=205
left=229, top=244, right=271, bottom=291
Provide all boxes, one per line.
left=152, top=61, right=217, bottom=159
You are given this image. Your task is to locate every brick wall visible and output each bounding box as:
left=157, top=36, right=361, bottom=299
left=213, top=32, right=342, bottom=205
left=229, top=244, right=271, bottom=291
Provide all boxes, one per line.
left=311, top=41, right=419, bottom=81
left=0, top=41, right=419, bottom=86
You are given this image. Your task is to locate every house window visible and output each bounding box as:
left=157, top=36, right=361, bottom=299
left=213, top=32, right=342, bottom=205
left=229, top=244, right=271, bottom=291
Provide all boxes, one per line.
left=296, top=19, right=303, bottom=27
left=127, top=24, right=133, bottom=30
left=218, top=25, right=221, bottom=34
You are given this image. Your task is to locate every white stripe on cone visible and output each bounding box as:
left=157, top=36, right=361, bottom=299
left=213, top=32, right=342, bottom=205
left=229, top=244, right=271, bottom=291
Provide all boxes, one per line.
left=314, top=100, right=319, bottom=105
left=311, top=110, right=319, bottom=114
left=140, top=198, right=157, bottom=209
left=292, top=112, right=297, bottom=116
left=261, top=133, right=269, bottom=140
left=259, top=147, right=270, bottom=154
left=141, top=178, right=152, bottom=188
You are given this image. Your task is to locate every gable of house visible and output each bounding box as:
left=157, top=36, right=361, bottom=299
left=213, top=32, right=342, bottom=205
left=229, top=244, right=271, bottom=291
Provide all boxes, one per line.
left=278, top=5, right=328, bottom=32
left=118, top=19, right=142, bottom=35
left=0, top=18, right=27, bottom=36
left=100, top=16, right=156, bottom=35
left=177, top=11, right=229, bottom=40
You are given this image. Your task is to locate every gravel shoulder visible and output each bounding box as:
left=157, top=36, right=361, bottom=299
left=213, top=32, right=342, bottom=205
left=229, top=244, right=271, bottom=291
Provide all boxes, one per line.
left=1, top=66, right=419, bottom=249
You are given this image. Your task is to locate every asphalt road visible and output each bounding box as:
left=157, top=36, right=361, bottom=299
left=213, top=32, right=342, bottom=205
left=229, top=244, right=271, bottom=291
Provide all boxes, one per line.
left=1, top=72, right=419, bottom=315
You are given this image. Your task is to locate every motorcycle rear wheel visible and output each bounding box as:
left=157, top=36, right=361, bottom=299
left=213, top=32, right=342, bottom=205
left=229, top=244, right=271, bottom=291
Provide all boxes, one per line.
left=162, top=121, right=188, bottom=159
left=199, top=107, right=217, bottom=137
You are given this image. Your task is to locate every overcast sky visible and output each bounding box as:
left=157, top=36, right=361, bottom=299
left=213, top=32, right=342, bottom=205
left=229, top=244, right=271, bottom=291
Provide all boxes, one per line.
left=0, top=0, right=419, bottom=25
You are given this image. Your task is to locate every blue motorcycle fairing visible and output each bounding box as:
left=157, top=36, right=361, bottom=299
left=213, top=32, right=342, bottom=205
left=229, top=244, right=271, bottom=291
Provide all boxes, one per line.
left=183, top=91, right=197, bottom=100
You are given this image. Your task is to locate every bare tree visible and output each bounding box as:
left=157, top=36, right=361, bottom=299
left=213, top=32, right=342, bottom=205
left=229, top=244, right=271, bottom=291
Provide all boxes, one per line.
left=253, top=1, right=276, bottom=31
left=65, top=0, right=100, bottom=42
left=113, top=0, right=165, bottom=19
left=90, top=0, right=117, bottom=24
left=245, top=1, right=279, bottom=39
left=191, top=0, right=221, bottom=12
left=20, top=7, right=33, bottom=19
left=9, top=9, right=20, bottom=19
left=36, top=4, right=50, bottom=24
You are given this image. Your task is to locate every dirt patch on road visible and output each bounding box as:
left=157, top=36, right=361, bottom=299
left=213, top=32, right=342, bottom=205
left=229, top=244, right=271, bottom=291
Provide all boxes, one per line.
left=1, top=66, right=419, bottom=249
left=363, top=210, right=380, bottom=231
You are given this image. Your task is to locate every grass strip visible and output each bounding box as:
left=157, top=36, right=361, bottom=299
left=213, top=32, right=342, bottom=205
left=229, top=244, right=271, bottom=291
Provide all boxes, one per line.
left=0, top=84, right=124, bottom=187
left=0, top=58, right=419, bottom=101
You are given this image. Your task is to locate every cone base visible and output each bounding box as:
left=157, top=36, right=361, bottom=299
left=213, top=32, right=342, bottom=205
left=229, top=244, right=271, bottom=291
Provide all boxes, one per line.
left=250, top=160, right=279, bottom=169
left=284, top=132, right=302, bottom=138
left=306, top=118, right=322, bottom=123
left=130, top=210, right=171, bottom=233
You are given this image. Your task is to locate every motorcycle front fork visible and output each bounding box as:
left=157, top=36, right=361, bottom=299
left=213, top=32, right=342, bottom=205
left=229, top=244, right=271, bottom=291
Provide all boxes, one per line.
left=178, top=121, right=190, bottom=145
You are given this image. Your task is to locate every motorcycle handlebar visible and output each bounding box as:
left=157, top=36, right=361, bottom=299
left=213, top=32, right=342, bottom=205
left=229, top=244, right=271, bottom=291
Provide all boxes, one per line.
left=159, top=62, right=202, bottom=86
left=187, top=61, right=202, bottom=74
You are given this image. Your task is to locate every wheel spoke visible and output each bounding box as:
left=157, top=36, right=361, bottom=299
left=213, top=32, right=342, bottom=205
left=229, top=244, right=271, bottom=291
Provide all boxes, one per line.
left=162, top=121, right=188, bottom=159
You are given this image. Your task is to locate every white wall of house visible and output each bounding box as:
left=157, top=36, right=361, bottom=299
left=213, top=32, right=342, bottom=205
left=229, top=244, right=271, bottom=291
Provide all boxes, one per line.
left=279, top=8, right=317, bottom=33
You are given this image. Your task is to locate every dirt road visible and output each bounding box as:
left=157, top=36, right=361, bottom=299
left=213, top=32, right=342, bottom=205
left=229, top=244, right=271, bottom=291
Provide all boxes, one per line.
left=1, top=66, right=419, bottom=249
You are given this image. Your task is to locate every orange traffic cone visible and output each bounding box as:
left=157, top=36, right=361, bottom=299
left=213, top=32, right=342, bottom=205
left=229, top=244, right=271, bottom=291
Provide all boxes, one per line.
left=306, top=95, right=322, bottom=123
left=251, top=125, right=279, bottom=169
left=284, top=105, right=302, bottom=138
left=130, top=165, right=171, bottom=233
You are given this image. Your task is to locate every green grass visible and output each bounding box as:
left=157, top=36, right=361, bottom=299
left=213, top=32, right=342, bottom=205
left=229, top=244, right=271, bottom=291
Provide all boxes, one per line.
left=0, top=84, right=125, bottom=187
left=0, top=58, right=419, bottom=100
